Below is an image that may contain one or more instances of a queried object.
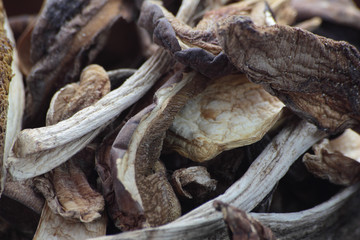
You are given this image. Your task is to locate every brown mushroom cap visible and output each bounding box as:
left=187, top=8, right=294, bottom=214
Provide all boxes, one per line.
left=165, top=74, right=284, bottom=162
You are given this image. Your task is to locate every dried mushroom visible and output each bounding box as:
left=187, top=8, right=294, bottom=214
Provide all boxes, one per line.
left=91, top=120, right=327, bottom=239
left=303, top=129, right=360, bottom=185
left=32, top=64, right=109, bottom=239
left=171, top=166, right=217, bottom=199
left=106, top=71, right=208, bottom=230
left=34, top=64, right=108, bottom=223
left=217, top=16, right=360, bottom=133
left=25, top=0, right=137, bottom=126
left=0, top=0, right=24, bottom=195
left=165, top=74, right=284, bottom=161
left=214, top=201, right=276, bottom=240
left=139, top=0, right=296, bottom=78
left=33, top=203, right=106, bottom=240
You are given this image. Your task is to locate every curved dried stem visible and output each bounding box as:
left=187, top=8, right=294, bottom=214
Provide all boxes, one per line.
left=89, top=119, right=327, bottom=239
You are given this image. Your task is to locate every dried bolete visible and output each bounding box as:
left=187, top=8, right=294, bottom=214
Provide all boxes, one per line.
left=104, top=71, right=208, bottom=230
left=303, top=129, right=360, bottom=185
left=214, top=201, right=276, bottom=240
left=165, top=74, right=284, bottom=161
left=217, top=16, right=360, bottom=133
left=0, top=0, right=25, bottom=195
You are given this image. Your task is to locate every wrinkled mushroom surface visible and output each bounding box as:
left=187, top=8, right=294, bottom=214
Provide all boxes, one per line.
left=165, top=74, right=284, bottom=161
left=303, top=129, right=360, bottom=185
left=217, top=16, right=360, bottom=134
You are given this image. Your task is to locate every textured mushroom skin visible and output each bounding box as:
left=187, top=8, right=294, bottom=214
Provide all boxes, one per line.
left=217, top=16, right=360, bottom=133
left=0, top=1, right=14, bottom=193
left=166, top=74, right=283, bottom=162
left=138, top=1, right=237, bottom=78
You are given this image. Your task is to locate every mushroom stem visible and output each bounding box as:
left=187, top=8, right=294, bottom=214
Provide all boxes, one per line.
left=88, top=119, right=328, bottom=239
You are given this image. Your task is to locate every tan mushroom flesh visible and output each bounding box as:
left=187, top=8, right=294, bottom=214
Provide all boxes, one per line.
left=165, top=74, right=284, bottom=162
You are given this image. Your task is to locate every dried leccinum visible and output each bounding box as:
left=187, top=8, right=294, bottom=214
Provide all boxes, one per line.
left=217, top=15, right=360, bottom=134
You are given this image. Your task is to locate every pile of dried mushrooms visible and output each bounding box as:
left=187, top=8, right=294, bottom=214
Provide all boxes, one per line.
left=1, top=0, right=360, bottom=239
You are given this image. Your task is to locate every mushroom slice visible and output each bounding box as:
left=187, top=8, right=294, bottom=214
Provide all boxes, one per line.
left=171, top=166, right=217, bottom=199
left=303, top=129, right=360, bottom=185
left=25, top=0, right=137, bottom=126
left=107, top=71, right=208, bottom=230
left=214, top=201, right=276, bottom=240
left=0, top=0, right=25, bottom=195
left=217, top=16, right=360, bottom=134
left=139, top=0, right=282, bottom=78
left=33, top=203, right=107, bottom=240
left=165, top=74, right=284, bottom=162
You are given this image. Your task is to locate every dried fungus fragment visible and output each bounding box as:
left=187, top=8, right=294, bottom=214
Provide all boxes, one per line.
left=25, top=0, right=137, bottom=126
left=303, top=129, right=360, bottom=185
left=33, top=203, right=107, bottom=240
left=139, top=0, right=282, bottom=78
left=0, top=0, right=25, bottom=195
left=171, top=166, right=217, bottom=199
left=217, top=16, right=360, bottom=133
left=214, top=201, right=276, bottom=240
left=35, top=64, right=108, bottom=223
left=107, top=71, right=208, bottom=230
left=46, top=64, right=110, bottom=125
left=165, top=74, right=284, bottom=162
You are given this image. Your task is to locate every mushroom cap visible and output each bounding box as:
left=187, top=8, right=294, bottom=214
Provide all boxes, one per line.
left=165, top=74, right=284, bottom=162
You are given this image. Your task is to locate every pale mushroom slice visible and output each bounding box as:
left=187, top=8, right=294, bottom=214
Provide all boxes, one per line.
left=33, top=203, right=107, bottom=240
left=303, top=129, right=360, bottom=185
left=165, top=74, right=284, bottom=162
left=0, top=0, right=25, bottom=195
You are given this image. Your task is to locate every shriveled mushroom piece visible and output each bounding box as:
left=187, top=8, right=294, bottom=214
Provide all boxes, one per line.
left=106, top=71, right=208, bottom=230
left=303, top=129, right=360, bottom=185
left=33, top=204, right=107, bottom=240
left=292, top=0, right=360, bottom=29
left=34, top=64, right=108, bottom=224
left=0, top=0, right=25, bottom=195
left=165, top=74, right=284, bottom=162
left=171, top=166, right=217, bottom=199
left=25, top=0, right=138, bottom=126
left=214, top=201, right=276, bottom=240
left=217, top=16, right=360, bottom=134
left=139, top=0, right=292, bottom=78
